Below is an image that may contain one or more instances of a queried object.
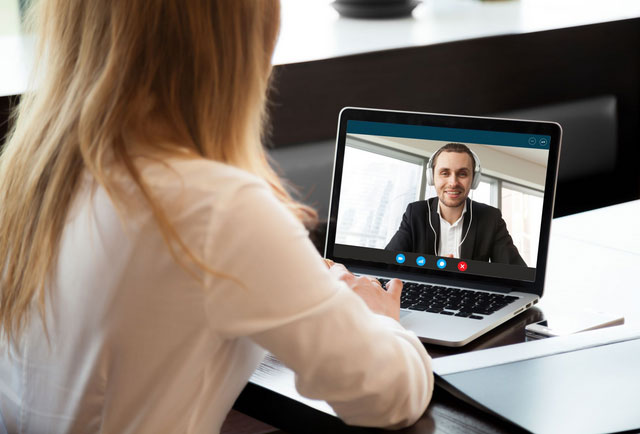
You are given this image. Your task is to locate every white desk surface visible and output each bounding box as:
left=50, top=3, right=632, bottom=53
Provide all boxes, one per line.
left=0, top=35, right=33, bottom=98
left=551, top=199, right=640, bottom=255
left=2, top=0, right=640, bottom=97
left=275, top=0, right=640, bottom=65
left=542, top=200, right=640, bottom=327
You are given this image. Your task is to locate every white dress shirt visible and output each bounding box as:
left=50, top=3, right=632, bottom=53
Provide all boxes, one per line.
left=0, top=157, right=432, bottom=433
left=437, top=201, right=467, bottom=258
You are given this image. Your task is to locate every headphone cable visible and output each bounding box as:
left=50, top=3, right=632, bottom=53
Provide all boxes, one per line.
left=427, top=194, right=473, bottom=258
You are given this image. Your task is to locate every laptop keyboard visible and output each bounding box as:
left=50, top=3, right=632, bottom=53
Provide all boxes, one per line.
left=378, top=278, right=520, bottom=320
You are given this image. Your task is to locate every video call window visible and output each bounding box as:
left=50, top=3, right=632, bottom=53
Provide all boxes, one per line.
left=336, top=134, right=547, bottom=268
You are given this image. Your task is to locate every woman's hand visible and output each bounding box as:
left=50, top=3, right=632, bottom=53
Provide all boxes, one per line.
left=327, top=261, right=403, bottom=321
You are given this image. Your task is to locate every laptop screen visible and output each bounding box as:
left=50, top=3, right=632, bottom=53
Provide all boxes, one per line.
left=326, top=108, right=561, bottom=294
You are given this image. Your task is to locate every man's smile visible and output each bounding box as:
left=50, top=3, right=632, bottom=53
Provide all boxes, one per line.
left=444, top=189, right=462, bottom=198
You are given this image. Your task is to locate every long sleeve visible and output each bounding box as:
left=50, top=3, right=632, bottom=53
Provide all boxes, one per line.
left=202, top=182, right=433, bottom=428
left=385, top=204, right=414, bottom=252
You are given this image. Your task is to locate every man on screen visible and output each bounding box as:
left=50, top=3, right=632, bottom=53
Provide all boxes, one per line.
left=385, top=143, right=526, bottom=266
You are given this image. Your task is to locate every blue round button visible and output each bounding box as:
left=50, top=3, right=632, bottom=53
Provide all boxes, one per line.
left=416, top=256, right=426, bottom=266
left=395, top=253, right=406, bottom=264
left=436, top=259, right=447, bottom=269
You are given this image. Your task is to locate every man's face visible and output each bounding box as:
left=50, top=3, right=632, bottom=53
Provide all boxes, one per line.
left=433, top=151, right=474, bottom=209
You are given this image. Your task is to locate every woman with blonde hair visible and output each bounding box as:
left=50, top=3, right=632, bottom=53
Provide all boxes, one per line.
left=0, top=0, right=432, bottom=432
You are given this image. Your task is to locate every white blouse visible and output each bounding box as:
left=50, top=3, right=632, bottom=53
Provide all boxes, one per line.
left=0, top=157, right=433, bottom=433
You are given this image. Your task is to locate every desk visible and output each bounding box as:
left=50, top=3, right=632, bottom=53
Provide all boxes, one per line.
left=275, top=0, right=640, bottom=65
left=233, top=200, right=640, bottom=433
left=3, top=0, right=640, bottom=96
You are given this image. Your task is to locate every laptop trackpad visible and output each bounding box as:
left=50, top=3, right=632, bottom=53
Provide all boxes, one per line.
left=399, top=310, right=413, bottom=320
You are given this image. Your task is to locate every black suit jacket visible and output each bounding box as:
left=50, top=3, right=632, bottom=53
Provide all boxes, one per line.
left=385, top=198, right=526, bottom=266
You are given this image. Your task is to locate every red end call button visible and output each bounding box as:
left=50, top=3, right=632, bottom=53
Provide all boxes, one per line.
left=457, top=261, right=467, bottom=272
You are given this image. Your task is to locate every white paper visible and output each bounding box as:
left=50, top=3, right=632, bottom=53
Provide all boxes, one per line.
left=249, top=353, right=336, bottom=416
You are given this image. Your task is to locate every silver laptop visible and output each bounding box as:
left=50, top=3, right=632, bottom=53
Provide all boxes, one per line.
left=325, top=107, right=562, bottom=347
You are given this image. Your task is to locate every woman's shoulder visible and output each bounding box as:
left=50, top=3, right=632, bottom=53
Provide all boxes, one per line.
left=139, top=157, right=267, bottom=197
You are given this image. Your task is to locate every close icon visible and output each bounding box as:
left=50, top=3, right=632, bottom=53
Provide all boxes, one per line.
left=458, top=261, right=467, bottom=271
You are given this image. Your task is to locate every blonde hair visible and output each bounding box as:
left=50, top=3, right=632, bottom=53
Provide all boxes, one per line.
left=0, top=0, right=316, bottom=345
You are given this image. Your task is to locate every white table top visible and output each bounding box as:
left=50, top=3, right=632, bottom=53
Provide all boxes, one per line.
left=551, top=199, right=640, bottom=255
left=2, top=0, right=640, bottom=97
left=275, top=0, right=640, bottom=65
left=542, top=200, right=640, bottom=327
left=0, top=34, right=33, bottom=97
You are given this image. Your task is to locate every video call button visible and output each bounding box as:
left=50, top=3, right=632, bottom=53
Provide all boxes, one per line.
left=396, top=253, right=406, bottom=264
left=436, top=259, right=447, bottom=269
left=416, top=256, right=426, bottom=266
left=539, top=138, right=548, bottom=146
left=457, top=261, right=468, bottom=272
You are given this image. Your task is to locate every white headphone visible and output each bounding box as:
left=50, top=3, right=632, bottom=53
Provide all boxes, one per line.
left=426, top=144, right=482, bottom=190
left=426, top=144, right=482, bottom=257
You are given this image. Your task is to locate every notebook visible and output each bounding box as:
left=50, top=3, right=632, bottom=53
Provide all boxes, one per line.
left=325, top=107, right=562, bottom=346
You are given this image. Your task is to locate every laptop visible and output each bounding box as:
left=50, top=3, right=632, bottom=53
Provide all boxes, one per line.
left=325, top=107, right=562, bottom=347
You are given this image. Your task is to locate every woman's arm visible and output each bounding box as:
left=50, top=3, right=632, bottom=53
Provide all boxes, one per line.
left=202, top=181, right=433, bottom=428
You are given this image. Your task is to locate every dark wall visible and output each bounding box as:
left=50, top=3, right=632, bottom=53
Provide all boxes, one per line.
left=0, top=95, right=18, bottom=148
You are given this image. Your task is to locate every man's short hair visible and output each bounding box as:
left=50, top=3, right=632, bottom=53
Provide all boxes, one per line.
left=430, top=143, right=476, bottom=170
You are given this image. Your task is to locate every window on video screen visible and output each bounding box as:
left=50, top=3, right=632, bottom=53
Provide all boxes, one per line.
left=335, top=132, right=549, bottom=270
